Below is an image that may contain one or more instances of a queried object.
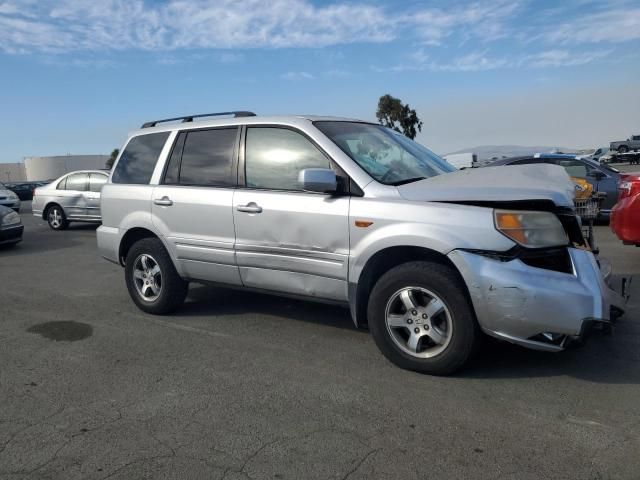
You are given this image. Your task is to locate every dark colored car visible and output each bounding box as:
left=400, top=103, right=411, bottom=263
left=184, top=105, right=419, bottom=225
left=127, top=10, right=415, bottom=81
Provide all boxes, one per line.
left=4, top=182, right=38, bottom=201
left=0, top=204, right=23, bottom=246
left=483, top=154, right=620, bottom=218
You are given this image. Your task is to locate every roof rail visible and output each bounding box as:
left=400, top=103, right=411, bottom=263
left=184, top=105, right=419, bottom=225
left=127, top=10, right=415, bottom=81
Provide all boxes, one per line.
left=141, top=111, right=256, bottom=128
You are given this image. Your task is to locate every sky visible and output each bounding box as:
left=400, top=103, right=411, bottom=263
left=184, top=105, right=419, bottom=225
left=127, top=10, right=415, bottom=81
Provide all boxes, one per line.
left=0, top=0, right=639, bottom=162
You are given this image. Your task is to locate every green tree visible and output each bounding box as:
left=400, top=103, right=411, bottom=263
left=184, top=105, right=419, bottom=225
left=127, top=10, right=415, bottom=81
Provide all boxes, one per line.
left=376, top=94, right=423, bottom=140
left=105, top=149, right=119, bottom=170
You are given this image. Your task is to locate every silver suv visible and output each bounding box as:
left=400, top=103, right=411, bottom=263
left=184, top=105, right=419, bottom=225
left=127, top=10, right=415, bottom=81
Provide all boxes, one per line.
left=98, top=112, right=626, bottom=375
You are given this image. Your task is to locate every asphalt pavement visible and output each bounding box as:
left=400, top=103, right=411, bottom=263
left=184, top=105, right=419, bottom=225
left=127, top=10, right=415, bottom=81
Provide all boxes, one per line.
left=1, top=202, right=639, bottom=479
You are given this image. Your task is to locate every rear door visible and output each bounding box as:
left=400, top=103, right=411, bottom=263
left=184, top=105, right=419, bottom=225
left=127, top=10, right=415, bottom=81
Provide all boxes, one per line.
left=151, top=127, right=242, bottom=285
left=233, top=126, right=350, bottom=301
left=86, top=173, right=108, bottom=219
left=61, top=172, right=89, bottom=218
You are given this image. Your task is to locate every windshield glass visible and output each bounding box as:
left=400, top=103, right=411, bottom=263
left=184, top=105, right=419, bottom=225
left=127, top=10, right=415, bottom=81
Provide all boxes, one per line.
left=584, top=158, right=619, bottom=174
left=315, top=121, right=455, bottom=185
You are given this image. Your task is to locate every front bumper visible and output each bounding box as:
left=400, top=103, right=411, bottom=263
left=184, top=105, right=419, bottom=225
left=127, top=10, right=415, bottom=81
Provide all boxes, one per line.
left=448, top=247, right=626, bottom=352
left=0, top=224, right=24, bottom=245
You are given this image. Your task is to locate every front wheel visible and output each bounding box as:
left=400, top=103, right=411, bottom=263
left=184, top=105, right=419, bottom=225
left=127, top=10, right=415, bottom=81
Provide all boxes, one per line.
left=125, top=238, right=188, bottom=314
left=368, top=261, right=479, bottom=375
left=46, top=205, right=69, bottom=230
left=618, top=145, right=629, bottom=153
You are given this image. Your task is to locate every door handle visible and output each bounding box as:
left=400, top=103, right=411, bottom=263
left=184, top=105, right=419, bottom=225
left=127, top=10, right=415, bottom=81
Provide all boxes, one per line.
left=236, top=203, right=262, bottom=214
left=153, top=196, right=173, bottom=206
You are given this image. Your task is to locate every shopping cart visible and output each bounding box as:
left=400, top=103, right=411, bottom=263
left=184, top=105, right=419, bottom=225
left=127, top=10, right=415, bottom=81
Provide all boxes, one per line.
left=574, top=192, right=606, bottom=252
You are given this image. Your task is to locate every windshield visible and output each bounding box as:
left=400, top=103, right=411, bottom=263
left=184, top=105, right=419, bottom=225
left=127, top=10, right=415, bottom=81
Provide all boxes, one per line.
left=584, top=158, right=619, bottom=174
left=315, top=121, right=456, bottom=185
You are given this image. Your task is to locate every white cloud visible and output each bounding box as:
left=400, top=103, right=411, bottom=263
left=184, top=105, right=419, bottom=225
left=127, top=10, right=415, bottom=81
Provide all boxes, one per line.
left=375, top=47, right=615, bottom=73
left=543, top=8, right=640, bottom=45
left=523, top=49, right=612, bottom=68
left=0, top=0, right=638, bottom=72
left=281, top=71, right=314, bottom=80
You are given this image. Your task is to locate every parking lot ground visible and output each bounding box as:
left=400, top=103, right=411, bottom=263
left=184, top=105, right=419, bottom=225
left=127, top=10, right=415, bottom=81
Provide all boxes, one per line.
left=1, top=203, right=640, bottom=479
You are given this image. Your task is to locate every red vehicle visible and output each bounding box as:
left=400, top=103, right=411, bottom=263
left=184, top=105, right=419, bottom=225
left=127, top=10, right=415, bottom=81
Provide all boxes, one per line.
left=611, top=172, right=640, bottom=245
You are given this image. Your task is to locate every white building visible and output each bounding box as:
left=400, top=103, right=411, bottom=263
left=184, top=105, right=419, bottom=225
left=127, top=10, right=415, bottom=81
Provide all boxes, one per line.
left=0, top=163, right=27, bottom=183
left=7, top=155, right=109, bottom=182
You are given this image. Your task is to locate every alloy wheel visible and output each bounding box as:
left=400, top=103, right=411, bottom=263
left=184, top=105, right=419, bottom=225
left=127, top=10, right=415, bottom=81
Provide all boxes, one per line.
left=384, top=286, right=453, bottom=358
left=132, top=254, right=163, bottom=302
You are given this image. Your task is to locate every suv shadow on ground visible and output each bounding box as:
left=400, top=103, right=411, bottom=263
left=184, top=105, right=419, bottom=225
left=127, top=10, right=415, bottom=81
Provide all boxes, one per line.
left=177, top=284, right=361, bottom=332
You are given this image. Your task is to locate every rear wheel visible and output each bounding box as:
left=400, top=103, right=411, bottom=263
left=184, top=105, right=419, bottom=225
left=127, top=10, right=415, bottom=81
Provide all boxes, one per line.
left=46, top=205, right=68, bottom=230
left=368, top=261, right=479, bottom=375
left=125, top=237, right=188, bottom=314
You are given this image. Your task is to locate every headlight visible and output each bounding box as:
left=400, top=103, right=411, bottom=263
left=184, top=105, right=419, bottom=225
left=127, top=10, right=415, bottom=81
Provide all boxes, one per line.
left=7, top=190, right=18, bottom=200
left=1, top=211, right=21, bottom=226
left=494, top=210, right=567, bottom=248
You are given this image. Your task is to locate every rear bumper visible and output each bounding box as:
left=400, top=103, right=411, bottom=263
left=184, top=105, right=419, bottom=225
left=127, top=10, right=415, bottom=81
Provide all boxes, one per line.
left=0, top=224, right=24, bottom=245
left=96, top=225, right=121, bottom=264
left=448, top=247, right=626, bottom=352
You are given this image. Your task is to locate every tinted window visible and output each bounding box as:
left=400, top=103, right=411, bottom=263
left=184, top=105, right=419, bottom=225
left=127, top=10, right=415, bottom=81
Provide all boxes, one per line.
left=164, top=132, right=186, bottom=185
left=245, top=128, right=330, bottom=190
left=89, top=173, right=108, bottom=192
left=112, top=132, right=169, bottom=184
left=57, top=177, right=67, bottom=190
left=178, top=128, right=237, bottom=186
left=65, top=173, right=88, bottom=191
left=553, top=159, right=589, bottom=178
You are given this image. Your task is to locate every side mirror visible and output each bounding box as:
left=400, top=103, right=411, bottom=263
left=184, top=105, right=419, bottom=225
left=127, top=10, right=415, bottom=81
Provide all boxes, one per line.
left=298, top=168, right=337, bottom=193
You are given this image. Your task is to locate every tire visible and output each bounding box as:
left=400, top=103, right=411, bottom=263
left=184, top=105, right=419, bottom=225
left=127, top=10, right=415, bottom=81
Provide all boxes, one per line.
left=125, top=237, right=188, bottom=314
left=618, top=145, right=629, bottom=153
left=46, top=205, right=69, bottom=231
left=367, top=261, right=479, bottom=375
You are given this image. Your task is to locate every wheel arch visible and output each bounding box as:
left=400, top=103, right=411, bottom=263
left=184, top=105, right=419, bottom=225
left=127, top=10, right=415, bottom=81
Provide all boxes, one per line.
left=119, top=227, right=162, bottom=266
left=42, top=202, right=63, bottom=220
left=350, top=245, right=468, bottom=328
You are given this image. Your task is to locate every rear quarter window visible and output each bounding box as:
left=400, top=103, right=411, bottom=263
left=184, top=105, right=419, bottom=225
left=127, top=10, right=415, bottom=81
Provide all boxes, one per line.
left=112, top=132, right=170, bottom=184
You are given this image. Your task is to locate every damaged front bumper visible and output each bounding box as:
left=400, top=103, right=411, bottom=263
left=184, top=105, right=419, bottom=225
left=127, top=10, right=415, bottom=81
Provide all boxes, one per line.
left=448, top=247, right=628, bottom=352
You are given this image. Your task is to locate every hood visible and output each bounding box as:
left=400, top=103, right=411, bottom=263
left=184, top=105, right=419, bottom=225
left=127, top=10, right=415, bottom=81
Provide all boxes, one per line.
left=398, top=164, right=575, bottom=208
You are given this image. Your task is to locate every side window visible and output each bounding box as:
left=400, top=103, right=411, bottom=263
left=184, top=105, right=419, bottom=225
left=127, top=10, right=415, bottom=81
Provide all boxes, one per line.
left=245, top=127, right=331, bottom=190
left=112, top=132, right=170, bottom=184
left=178, top=128, right=237, bottom=186
left=556, top=159, right=588, bottom=178
left=65, top=173, right=88, bottom=191
left=57, top=177, right=67, bottom=190
left=89, top=174, right=108, bottom=192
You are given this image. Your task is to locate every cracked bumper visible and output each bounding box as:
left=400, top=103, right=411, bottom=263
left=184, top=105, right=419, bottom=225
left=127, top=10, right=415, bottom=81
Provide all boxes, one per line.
left=448, top=248, right=626, bottom=352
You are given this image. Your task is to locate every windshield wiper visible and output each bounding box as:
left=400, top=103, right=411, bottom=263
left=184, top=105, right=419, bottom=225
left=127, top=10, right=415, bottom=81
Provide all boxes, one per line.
left=390, top=177, right=426, bottom=186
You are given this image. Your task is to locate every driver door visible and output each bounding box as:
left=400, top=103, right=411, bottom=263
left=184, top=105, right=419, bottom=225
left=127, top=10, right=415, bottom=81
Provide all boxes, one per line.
left=233, top=126, right=350, bottom=301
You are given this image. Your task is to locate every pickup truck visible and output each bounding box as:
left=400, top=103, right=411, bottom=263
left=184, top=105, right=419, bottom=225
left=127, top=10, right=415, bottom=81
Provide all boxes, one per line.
left=610, top=135, right=640, bottom=153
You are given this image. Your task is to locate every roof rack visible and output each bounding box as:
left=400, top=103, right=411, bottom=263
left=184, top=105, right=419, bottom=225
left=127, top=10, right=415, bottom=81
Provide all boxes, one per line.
left=141, top=111, right=256, bottom=128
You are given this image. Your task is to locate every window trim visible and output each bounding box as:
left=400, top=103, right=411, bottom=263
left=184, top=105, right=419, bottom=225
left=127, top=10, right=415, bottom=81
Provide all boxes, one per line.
left=160, top=126, right=240, bottom=188
left=238, top=124, right=352, bottom=195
